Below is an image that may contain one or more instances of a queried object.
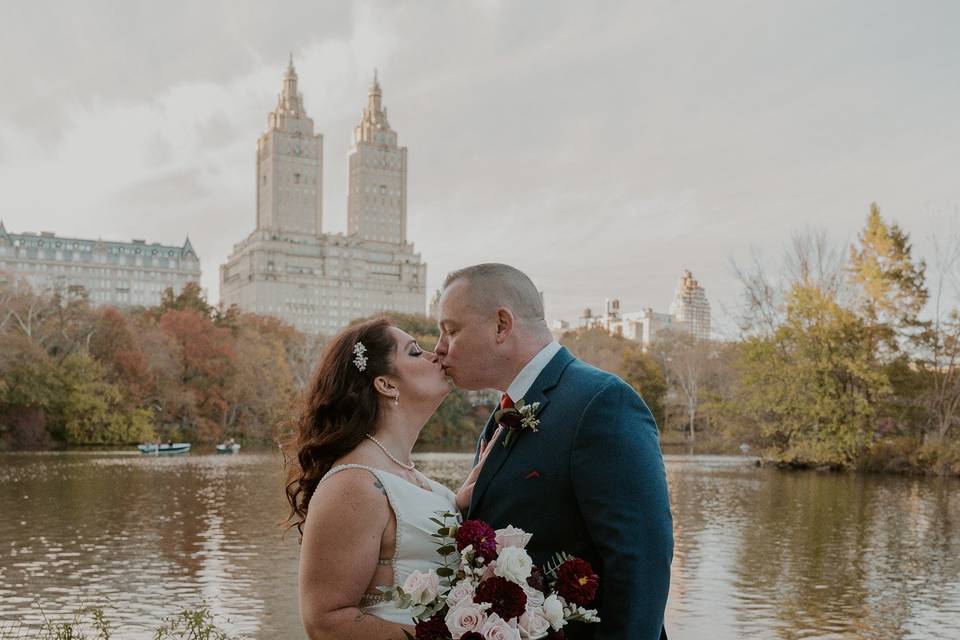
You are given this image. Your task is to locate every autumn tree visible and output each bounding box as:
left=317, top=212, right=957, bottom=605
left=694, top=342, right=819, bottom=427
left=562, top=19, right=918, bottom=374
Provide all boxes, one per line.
left=223, top=314, right=300, bottom=441
left=158, top=308, right=235, bottom=441
left=734, top=283, right=889, bottom=468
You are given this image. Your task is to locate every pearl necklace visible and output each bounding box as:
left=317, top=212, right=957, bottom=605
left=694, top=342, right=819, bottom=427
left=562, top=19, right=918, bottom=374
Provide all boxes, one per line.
left=365, top=434, right=415, bottom=470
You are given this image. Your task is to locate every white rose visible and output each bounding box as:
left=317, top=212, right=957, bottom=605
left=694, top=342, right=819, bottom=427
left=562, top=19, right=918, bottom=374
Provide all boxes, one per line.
left=523, top=585, right=545, bottom=608
left=542, top=594, right=567, bottom=631
left=446, top=579, right=477, bottom=608
left=401, top=569, right=440, bottom=605
left=518, top=608, right=552, bottom=639
left=446, top=600, right=488, bottom=639
left=495, top=525, right=533, bottom=553
left=493, top=546, right=533, bottom=585
left=479, top=613, right=522, bottom=640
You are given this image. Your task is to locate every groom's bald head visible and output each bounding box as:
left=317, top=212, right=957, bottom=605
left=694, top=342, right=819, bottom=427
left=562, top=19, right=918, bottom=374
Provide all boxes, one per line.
left=437, top=263, right=553, bottom=390
left=442, top=263, right=546, bottom=327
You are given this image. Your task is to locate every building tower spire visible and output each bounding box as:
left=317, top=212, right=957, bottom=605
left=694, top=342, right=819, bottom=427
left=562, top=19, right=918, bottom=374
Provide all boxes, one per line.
left=270, top=53, right=305, bottom=125
left=257, top=55, right=324, bottom=236
left=348, top=70, right=407, bottom=244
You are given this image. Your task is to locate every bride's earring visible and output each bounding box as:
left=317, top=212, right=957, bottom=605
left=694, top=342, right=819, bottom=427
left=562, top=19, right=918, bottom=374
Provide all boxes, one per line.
left=394, top=392, right=400, bottom=407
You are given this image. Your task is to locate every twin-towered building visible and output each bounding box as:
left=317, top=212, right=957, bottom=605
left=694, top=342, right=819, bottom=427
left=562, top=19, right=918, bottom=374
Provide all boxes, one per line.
left=0, top=59, right=425, bottom=334
left=218, top=59, right=426, bottom=335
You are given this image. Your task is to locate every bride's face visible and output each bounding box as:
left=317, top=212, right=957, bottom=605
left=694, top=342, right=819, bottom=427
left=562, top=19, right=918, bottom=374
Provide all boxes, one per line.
left=386, top=327, right=450, bottom=406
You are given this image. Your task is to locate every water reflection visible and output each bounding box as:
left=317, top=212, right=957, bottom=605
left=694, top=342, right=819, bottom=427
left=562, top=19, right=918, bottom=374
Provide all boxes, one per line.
left=1, top=451, right=958, bottom=639
left=663, top=456, right=960, bottom=640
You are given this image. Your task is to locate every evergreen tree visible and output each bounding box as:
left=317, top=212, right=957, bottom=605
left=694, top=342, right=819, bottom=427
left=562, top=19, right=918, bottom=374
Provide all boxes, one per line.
left=848, top=203, right=928, bottom=355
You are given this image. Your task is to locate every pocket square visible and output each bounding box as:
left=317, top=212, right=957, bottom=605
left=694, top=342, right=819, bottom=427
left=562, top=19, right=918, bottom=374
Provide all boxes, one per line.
left=525, top=470, right=541, bottom=480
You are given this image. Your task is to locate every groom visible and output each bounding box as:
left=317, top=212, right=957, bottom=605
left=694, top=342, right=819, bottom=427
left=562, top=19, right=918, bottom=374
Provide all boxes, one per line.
left=435, top=263, right=672, bottom=640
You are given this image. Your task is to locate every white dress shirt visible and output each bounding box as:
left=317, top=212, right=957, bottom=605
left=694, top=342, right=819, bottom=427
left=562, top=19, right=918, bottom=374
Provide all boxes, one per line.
left=504, top=341, right=562, bottom=401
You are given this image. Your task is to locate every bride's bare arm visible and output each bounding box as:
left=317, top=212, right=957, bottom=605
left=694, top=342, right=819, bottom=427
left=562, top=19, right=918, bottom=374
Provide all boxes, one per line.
left=455, top=429, right=499, bottom=512
left=299, top=469, right=414, bottom=640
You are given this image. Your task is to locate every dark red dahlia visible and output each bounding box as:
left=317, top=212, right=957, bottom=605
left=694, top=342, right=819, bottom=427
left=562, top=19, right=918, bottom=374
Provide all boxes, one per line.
left=454, top=519, right=498, bottom=561
left=460, top=634, right=484, bottom=640
left=527, top=566, right=546, bottom=593
left=474, top=576, right=527, bottom=621
left=414, top=615, right=452, bottom=640
left=556, top=557, right=599, bottom=607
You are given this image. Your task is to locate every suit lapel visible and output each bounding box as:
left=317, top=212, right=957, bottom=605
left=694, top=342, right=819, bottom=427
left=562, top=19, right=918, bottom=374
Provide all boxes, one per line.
left=468, top=347, right=575, bottom=517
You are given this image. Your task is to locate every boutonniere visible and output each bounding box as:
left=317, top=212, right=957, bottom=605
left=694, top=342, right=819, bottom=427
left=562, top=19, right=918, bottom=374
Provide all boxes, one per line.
left=494, top=400, right=542, bottom=447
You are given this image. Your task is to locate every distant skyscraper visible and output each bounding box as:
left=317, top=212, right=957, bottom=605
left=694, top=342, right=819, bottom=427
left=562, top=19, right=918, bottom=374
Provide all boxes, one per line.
left=0, top=221, right=200, bottom=307
left=220, top=60, right=426, bottom=335
left=578, top=270, right=710, bottom=350
left=348, top=70, right=407, bottom=245
left=669, top=269, right=711, bottom=340
left=256, top=55, right=324, bottom=237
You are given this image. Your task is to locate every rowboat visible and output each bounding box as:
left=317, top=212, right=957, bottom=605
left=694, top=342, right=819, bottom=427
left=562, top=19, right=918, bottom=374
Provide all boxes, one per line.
left=138, top=442, right=192, bottom=455
left=216, top=443, right=241, bottom=454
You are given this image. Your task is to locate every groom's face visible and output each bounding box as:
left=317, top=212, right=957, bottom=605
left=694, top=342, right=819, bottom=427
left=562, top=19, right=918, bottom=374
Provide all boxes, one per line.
left=435, top=279, right=499, bottom=390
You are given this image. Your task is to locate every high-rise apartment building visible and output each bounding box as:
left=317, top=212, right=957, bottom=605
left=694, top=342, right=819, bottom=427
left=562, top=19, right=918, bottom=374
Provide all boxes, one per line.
left=220, top=61, right=426, bottom=335
left=669, top=269, right=711, bottom=340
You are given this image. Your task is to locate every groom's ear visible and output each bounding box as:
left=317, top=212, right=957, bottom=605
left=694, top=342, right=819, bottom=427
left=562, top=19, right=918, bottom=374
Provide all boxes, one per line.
left=494, top=307, right=515, bottom=344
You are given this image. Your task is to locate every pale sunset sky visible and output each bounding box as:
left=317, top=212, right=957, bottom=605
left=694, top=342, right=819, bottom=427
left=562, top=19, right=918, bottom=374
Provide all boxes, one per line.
left=1, top=1, right=958, bottom=335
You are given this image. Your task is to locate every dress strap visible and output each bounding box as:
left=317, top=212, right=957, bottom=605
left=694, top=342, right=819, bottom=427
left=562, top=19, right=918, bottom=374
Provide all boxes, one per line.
left=321, top=463, right=381, bottom=483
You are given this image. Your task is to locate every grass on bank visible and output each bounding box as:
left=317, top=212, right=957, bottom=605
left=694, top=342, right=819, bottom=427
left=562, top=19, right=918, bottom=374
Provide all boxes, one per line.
left=0, top=603, right=237, bottom=640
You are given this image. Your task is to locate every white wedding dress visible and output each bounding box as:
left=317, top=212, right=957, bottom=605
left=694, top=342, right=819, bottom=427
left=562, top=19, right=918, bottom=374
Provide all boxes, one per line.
left=319, top=464, right=458, bottom=624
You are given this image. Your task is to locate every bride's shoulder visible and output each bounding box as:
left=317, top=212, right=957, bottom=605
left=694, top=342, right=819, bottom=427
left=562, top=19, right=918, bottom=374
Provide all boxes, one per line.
left=310, top=464, right=387, bottom=508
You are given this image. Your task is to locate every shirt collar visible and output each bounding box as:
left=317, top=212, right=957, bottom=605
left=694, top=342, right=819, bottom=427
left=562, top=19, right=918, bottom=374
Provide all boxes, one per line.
left=505, top=341, right=562, bottom=402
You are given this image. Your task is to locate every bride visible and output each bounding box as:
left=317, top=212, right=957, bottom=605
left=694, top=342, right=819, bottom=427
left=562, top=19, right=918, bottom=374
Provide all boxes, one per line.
left=284, top=318, right=487, bottom=639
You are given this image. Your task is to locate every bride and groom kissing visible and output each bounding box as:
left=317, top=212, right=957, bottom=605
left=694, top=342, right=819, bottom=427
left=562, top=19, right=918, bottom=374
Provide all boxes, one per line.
left=285, top=263, right=673, bottom=640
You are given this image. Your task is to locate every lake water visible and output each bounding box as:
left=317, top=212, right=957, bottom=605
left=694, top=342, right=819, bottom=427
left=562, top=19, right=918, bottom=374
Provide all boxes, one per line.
left=1, top=449, right=958, bottom=639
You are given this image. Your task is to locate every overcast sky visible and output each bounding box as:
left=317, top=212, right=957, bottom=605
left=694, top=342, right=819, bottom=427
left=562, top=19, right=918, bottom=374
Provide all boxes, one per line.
left=2, top=0, right=959, bottom=335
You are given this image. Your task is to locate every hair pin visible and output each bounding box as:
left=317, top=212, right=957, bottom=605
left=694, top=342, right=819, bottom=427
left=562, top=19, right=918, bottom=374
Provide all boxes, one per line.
left=353, top=341, right=368, bottom=371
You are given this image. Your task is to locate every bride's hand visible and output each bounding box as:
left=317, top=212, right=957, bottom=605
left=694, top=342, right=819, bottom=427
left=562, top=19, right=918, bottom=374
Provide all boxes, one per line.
left=455, top=428, right=500, bottom=512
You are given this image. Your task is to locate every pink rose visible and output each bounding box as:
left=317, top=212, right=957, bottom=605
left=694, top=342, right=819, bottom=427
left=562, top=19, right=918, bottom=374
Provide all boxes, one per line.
left=446, top=579, right=478, bottom=609
left=479, top=613, right=522, bottom=640
left=523, top=585, right=546, bottom=608
left=402, top=569, right=440, bottom=605
left=481, top=561, right=497, bottom=582
left=518, top=608, right=551, bottom=639
left=495, top=526, right=533, bottom=553
left=445, top=601, right=488, bottom=639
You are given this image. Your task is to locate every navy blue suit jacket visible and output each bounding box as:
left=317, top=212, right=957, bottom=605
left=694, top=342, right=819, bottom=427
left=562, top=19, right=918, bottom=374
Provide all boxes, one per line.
left=468, top=347, right=672, bottom=640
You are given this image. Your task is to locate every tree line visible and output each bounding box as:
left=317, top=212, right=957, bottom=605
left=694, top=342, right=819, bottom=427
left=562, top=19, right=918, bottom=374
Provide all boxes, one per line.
left=0, top=280, right=494, bottom=451
left=2, top=203, right=958, bottom=474
left=590, top=203, right=959, bottom=476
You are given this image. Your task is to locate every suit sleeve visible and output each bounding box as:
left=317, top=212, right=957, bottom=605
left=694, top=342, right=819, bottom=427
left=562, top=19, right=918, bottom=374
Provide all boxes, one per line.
left=571, top=380, right=673, bottom=640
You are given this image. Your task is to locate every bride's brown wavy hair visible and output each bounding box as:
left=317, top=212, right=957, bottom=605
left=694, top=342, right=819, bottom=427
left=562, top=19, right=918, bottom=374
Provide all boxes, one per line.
left=283, top=317, right=397, bottom=539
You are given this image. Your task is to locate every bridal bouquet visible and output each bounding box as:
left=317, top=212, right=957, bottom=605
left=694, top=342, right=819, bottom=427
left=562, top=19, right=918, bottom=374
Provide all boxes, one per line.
left=379, top=513, right=600, bottom=640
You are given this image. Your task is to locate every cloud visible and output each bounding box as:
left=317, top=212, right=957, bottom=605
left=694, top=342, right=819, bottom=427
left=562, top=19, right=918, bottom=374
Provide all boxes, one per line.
left=1, top=0, right=959, bottom=328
